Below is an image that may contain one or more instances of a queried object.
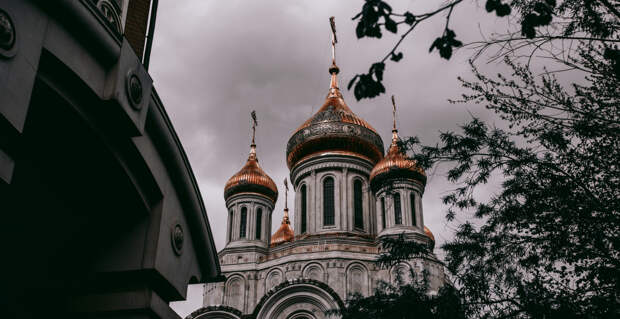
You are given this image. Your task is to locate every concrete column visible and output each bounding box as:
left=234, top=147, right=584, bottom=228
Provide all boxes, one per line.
left=417, top=191, right=424, bottom=228
left=403, top=190, right=411, bottom=227
left=248, top=203, right=255, bottom=240
left=341, top=168, right=348, bottom=231
left=375, top=196, right=382, bottom=233
left=311, top=170, right=317, bottom=233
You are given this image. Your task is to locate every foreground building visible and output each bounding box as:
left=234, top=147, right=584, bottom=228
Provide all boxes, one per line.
left=189, top=20, right=446, bottom=319
left=0, top=1, right=220, bottom=318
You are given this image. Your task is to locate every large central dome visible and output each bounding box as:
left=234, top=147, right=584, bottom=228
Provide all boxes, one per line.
left=286, top=65, right=384, bottom=169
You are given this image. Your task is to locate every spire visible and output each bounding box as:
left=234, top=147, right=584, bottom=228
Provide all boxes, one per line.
left=271, top=179, right=294, bottom=245
left=282, top=178, right=290, bottom=224
left=283, top=178, right=289, bottom=211
left=328, top=16, right=341, bottom=98
left=249, top=110, right=258, bottom=161
left=391, top=95, right=399, bottom=143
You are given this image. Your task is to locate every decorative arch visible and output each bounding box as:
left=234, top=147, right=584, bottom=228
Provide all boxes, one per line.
left=299, top=183, right=308, bottom=234
left=224, top=274, right=246, bottom=312
left=345, top=262, right=369, bottom=297
left=352, top=178, right=364, bottom=230
left=390, top=262, right=412, bottom=285
left=322, top=175, right=336, bottom=226
left=302, top=262, right=325, bottom=282
left=253, top=278, right=344, bottom=319
left=186, top=305, right=242, bottom=319
left=239, top=206, right=248, bottom=238
left=265, top=268, right=284, bottom=291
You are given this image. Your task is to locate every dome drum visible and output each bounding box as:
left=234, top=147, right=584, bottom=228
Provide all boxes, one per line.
left=369, top=166, right=426, bottom=193
left=224, top=183, right=278, bottom=204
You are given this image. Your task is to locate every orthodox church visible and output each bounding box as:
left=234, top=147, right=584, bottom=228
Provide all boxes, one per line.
left=188, top=18, right=446, bottom=319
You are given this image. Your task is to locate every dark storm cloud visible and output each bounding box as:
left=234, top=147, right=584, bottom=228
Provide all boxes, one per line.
left=149, top=1, right=508, bottom=258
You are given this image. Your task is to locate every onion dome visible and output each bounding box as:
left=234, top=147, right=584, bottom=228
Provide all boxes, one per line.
left=271, top=208, right=294, bottom=247
left=369, top=110, right=426, bottom=192
left=224, top=143, right=278, bottom=203
left=286, top=62, right=384, bottom=169
left=424, top=226, right=435, bottom=250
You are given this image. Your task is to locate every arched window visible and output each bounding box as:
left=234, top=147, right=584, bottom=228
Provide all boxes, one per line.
left=323, top=177, right=335, bottom=226
left=394, top=193, right=402, bottom=225
left=410, top=193, right=417, bottom=227
left=255, top=208, right=262, bottom=239
left=239, top=207, right=247, bottom=238
left=354, top=180, right=364, bottom=229
left=228, top=210, right=233, bottom=241
left=381, top=197, right=386, bottom=229
left=301, top=185, right=307, bottom=233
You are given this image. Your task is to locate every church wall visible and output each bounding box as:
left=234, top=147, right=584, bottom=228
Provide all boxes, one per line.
left=203, top=253, right=445, bottom=316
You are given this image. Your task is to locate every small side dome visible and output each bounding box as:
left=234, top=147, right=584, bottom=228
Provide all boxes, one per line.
left=224, top=144, right=278, bottom=203
left=271, top=209, right=294, bottom=247
left=424, top=226, right=435, bottom=250
left=369, top=130, right=426, bottom=193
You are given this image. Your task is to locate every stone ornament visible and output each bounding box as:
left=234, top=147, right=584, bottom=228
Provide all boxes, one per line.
left=171, top=224, right=184, bottom=255
left=125, top=71, right=143, bottom=110
left=0, top=8, right=17, bottom=58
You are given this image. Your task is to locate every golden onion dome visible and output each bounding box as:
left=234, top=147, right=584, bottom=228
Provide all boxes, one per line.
left=369, top=129, right=426, bottom=192
left=286, top=64, right=384, bottom=169
left=270, top=208, right=294, bottom=246
left=424, top=226, right=435, bottom=250
left=224, top=143, right=278, bottom=203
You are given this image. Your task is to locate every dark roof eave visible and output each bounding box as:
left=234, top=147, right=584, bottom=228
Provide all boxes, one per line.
left=148, top=89, right=221, bottom=279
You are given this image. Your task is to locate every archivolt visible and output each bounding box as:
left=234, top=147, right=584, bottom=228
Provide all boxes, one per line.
left=186, top=305, right=242, bottom=319
left=252, top=278, right=344, bottom=319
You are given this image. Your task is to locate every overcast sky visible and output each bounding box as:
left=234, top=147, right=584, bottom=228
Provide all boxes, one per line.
left=149, top=1, right=511, bottom=316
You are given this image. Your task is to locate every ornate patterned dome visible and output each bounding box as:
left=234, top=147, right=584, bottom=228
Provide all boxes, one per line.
left=286, top=65, right=384, bottom=169
left=271, top=208, right=294, bottom=246
left=224, top=143, right=278, bottom=203
left=369, top=129, right=426, bottom=192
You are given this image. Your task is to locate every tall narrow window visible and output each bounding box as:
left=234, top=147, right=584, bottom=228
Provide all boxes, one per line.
left=410, top=193, right=417, bottom=227
left=301, top=185, right=307, bottom=233
left=394, top=193, right=402, bottom=225
left=239, top=207, right=247, bottom=238
left=255, top=208, right=262, bottom=239
left=228, top=210, right=233, bottom=241
left=381, top=197, right=386, bottom=229
left=354, top=180, right=364, bottom=229
left=323, top=177, right=335, bottom=226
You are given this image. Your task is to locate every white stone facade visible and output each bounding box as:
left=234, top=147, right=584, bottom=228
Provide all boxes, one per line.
left=189, top=155, right=445, bottom=319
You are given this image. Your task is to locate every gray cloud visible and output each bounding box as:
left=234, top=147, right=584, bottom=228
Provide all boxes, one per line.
left=149, top=1, right=511, bottom=258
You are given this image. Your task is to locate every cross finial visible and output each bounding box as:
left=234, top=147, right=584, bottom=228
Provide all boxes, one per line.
left=328, top=16, right=340, bottom=75
left=329, top=16, right=337, bottom=66
left=250, top=110, right=257, bottom=145
left=391, top=95, right=397, bottom=131
left=283, top=178, right=289, bottom=210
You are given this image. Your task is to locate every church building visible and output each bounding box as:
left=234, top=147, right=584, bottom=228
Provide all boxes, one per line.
left=188, top=18, right=446, bottom=319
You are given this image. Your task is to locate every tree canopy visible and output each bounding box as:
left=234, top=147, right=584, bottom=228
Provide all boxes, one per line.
left=337, top=1, right=619, bottom=318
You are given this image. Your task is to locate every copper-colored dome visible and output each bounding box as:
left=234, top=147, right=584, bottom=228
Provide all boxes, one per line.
left=369, top=130, right=426, bottom=192
left=224, top=144, right=278, bottom=203
left=424, top=226, right=435, bottom=250
left=286, top=67, right=384, bottom=169
left=424, top=226, right=435, bottom=242
left=270, top=209, right=294, bottom=246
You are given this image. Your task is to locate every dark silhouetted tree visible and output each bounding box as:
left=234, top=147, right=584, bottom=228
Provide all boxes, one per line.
left=340, top=1, right=619, bottom=318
